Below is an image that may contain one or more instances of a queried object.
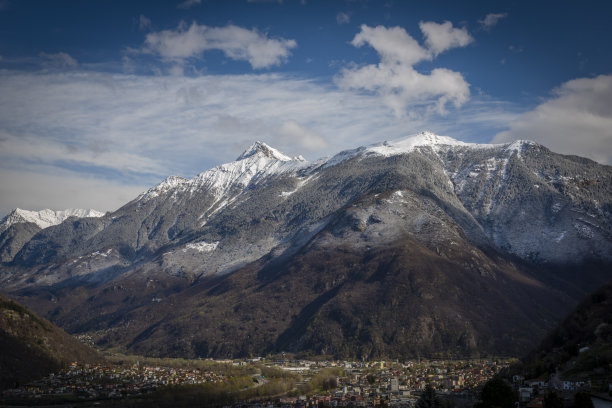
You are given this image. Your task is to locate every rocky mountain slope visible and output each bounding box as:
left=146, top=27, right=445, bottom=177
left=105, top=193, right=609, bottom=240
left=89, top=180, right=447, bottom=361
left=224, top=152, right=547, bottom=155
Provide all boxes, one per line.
left=1, top=132, right=610, bottom=359
left=0, top=294, right=102, bottom=389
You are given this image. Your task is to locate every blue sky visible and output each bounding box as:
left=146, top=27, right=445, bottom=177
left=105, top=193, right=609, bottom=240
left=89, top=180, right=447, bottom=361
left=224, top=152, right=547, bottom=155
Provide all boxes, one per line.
left=0, top=0, right=611, bottom=215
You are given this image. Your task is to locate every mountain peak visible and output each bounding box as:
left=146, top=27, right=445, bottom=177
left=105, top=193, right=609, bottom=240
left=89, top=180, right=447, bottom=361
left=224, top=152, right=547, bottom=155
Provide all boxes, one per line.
left=236, top=141, right=301, bottom=162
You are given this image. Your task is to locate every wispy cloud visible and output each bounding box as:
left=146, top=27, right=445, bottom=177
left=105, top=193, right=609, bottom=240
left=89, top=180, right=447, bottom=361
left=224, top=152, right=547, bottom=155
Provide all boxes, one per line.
left=38, top=52, right=78, bottom=69
left=0, top=168, right=145, bottom=215
left=336, top=12, right=350, bottom=25
left=493, top=74, right=612, bottom=165
left=137, top=14, right=152, bottom=31
left=142, top=22, right=297, bottom=69
left=177, top=0, right=201, bottom=9
left=336, top=23, right=472, bottom=117
left=479, top=13, right=508, bottom=31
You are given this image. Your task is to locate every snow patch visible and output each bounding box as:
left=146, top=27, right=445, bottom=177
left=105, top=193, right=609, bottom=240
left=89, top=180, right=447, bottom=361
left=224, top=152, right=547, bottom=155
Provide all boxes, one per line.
left=505, top=140, right=535, bottom=159
left=280, top=175, right=316, bottom=198
left=183, top=241, right=219, bottom=253
left=555, top=231, right=567, bottom=243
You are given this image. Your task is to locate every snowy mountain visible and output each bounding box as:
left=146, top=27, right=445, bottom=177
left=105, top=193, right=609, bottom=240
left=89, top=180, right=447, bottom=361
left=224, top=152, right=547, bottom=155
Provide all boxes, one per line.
left=1, top=132, right=611, bottom=359
left=0, top=208, right=104, bottom=232
left=0, top=208, right=104, bottom=263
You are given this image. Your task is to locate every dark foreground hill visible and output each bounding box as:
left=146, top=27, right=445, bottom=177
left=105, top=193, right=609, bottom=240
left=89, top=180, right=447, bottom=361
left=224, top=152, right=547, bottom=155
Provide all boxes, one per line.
left=0, top=294, right=102, bottom=389
left=514, top=280, right=612, bottom=390
left=1, top=133, right=611, bottom=359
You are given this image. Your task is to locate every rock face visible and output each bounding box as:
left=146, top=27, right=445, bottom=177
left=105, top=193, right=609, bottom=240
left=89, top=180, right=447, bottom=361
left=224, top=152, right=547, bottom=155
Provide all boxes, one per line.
left=1, top=133, right=611, bottom=359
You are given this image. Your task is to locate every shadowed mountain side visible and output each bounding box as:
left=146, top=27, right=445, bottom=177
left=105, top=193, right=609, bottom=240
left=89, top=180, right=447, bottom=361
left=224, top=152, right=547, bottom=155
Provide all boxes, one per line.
left=514, top=280, right=612, bottom=383
left=44, top=231, right=578, bottom=360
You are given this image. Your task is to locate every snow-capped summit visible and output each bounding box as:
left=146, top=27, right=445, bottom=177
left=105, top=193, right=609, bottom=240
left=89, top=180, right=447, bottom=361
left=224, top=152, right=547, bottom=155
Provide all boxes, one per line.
left=137, top=141, right=310, bottom=207
left=0, top=208, right=104, bottom=232
left=236, top=141, right=305, bottom=162
left=364, top=131, right=478, bottom=157
left=324, top=131, right=485, bottom=168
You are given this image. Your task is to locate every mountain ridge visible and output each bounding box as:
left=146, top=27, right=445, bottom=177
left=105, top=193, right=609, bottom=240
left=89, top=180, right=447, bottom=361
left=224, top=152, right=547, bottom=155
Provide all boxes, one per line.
left=1, top=132, right=610, bottom=359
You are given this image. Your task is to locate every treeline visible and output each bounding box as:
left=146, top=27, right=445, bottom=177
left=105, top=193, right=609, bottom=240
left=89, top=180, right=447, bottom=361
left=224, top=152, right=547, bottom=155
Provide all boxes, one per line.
left=105, top=353, right=257, bottom=377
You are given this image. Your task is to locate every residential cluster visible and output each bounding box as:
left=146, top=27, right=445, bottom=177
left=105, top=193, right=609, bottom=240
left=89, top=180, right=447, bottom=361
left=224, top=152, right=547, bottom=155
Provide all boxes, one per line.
left=510, top=372, right=608, bottom=407
left=247, top=358, right=510, bottom=407
left=1, top=361, right=223, bottom=401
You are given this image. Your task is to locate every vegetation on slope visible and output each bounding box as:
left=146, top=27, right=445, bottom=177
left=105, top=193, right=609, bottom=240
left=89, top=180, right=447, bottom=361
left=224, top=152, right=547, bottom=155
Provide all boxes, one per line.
left=0, top=293, right=102, bottom=389
left=510, top=280, right=612, bottom=392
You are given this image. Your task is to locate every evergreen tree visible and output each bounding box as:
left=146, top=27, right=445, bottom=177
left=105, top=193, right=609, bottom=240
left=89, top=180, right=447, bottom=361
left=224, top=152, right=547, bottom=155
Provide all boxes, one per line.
left=416, top=384, right=441, bottom=408
left=574, top=392, right=594, bottom=408
left=474, top=378, right=515, bottom=408
left=543, top=391, right=563, bottom=408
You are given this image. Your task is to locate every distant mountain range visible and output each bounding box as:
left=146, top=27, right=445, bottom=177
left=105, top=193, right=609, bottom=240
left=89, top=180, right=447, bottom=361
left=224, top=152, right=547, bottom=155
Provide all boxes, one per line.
left=0, top=208, right=104, bottom=263
left=1, top=132, right=610, bottom=359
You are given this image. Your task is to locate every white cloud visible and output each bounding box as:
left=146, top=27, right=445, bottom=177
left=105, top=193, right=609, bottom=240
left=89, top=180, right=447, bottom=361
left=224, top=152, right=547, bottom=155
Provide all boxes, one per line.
left=277, top=121, right=328, bottom=151
left=336, top=23, right=471, bottom=116
left=350, top=25, right=429, bottom=66
left=479, top=13, right=508, bottom=31
left=143, top=22, right=297, bottom=69
left=39, top=52, right=78, bottom=68
left=336, top=12, right=350, bottom=25
left=419, top=21, right=473, bottom=56
left=177, top=0, right=201, bottom=9
left=0, top=169, right=146, bottom=216
left=493, top=74, right=612, bottom=165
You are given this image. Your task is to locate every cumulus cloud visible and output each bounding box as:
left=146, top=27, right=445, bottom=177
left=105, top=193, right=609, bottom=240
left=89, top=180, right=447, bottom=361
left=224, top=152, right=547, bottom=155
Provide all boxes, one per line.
left=419, top=21, right=473, bottom=56
left=177, top=0, right=201, bottom=9
left=336, top=12, right=350, bottom=25
left=336, top=23, right=471, bottom=116
left=479, top=13, right=508, bottom=31
left=143, top=22, right=297, bottom=69
left=493, top=74, right=612, bottom=165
